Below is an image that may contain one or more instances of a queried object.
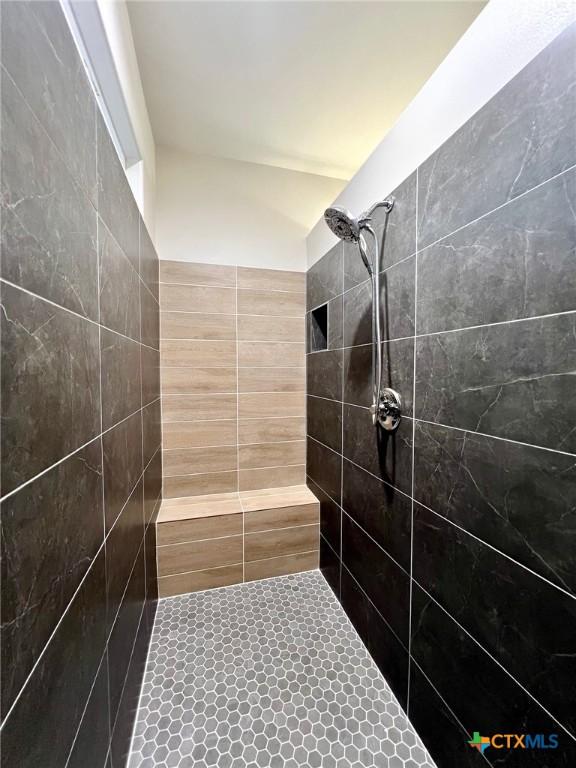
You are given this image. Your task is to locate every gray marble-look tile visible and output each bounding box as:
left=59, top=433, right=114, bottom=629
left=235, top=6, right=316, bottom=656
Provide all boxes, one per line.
left=343, top=338, right=414, bottom=415
left=417, top=168, right=576, bottom=334
left=319, top=532, right=341, bottom=599
left=0, top=282, right=100, bottom=495
left=328, top=293, right=343, bottom=350
left=139, top=218, right=159, bottom=302
left=415, top=312, right=576, bottom=453
left=1, top=69, right=98, bottom=320
left=342, top=404, right=413, bottom=497
left=140, top=278, right=159, bottom=351
left=99, top=217, right=140, bottom=341
left=308, top=476, right=341, bottom=554
left=144, top=522, right=158, bottom=602
left=1, top=0, right=97, bottom=203
left=102, top=410, right=143, bottom=532
left=307, top=436, right=342, bottom=505
left=413, top=503, right=576, bottom=736
left=380, top=256, right=415, bottom=341
left=372, top=171, right=418, bottom=271
left=0, top=549, right=107, bottom=768
left=307, top=348, right=343, bottom=402
left=0, top=439, right=103, bottom=716
left=343, top=257, right=415, bottom=347
left=414, top=420, right=576, bottom=595
left=106, top=480, right=144, bottom=636
left=307, top=394, right=342, bottom=454
left=342, top=458, right=411, bottom=573
left=410, top=584, right=575, bottom=767
left=97, top=112, right=139, bottom=274
left=343, top=238, right=368, bottom=292
left=108, top=544, right=146, bottom=728
left=418, top=23, right=576, bottom=248
left=341, top=513, right=410, bottom=646
left=143, top=449, right=162, bottom=527
left=307, top=242, right=343, bottom=310
left=100, top=327, right=142, bottom=431
left=109, top=573, right=148, bottom=768
left=142, top=398, right=161, bottom=470
left=65, top=651, right=110, bottom=768
left=340, top=567, right=410, bottom=711
left=408, top=664, right=485, bottom=768
left=140, top=345, right=160, bottom=409
left=343, top=278, right=372, bottom=348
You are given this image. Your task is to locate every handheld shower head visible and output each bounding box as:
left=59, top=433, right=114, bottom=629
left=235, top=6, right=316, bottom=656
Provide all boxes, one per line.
left=324, top=207, right=360, bottom=243
left=322, top=196, right=401, bottom=432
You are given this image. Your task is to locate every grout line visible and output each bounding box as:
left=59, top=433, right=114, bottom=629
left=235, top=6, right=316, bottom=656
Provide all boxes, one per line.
left=109, top=569, right=148, bottom=741
left=0, top=439, right=163, bottom=728
left=245, top=549, right=318, bottom=566
left=163, top=437, right=305, bottom=452
left=413, top=581, right=576, bottom=742
left=341, top=445, right=414, bottom=502
left=158, top=523, right=318, bottom=549
left=160, top=338, right=305, bottom=344
left=162, top=415, right=306, bottom=423
left=307, top=249, right=417, bottom=316
left=159, top=308, right=304, bottom=319
left=234, top=269, right=244, bottom=583
left=339, top=556, right=408, bottom=652
left=408, top=657, right=491, bottom=765
left=306, top=473, right=342, bottom=512
left=415, top=498, right=576, bottom=602
left=158, top=547, right=318, bottom=583
left=307, top=433, right=343, bottom=458
left=0, top=535, right=106, bottom=728
left=342, top=508, right=410, bottom=577
left=158, top=562, right=244, bottom=581
left=339, top=246, right=345, bottom=599
left=163, top=391, right=306, bottom=396
left=407, top=167, right=419, bottom=714
left=126, top=598, right=157, bottom=761
left=159, top=280, right=305, bottom=296
left=0, top=400, right=160, bottom=504
left=318, top=440, right=576, bottom=606
left=414, top=417, right=576, bottom=459
left=63, top=645, right=109, bottom=768
left=0, top=278, right=160, bottom=353
left=416, top=161, right=576, bottom=256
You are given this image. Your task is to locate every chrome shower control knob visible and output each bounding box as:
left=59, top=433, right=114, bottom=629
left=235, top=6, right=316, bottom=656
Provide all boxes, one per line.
left=376, top=388, right=402, bottom=431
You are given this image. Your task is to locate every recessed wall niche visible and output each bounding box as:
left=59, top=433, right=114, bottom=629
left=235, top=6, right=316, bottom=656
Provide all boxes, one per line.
left=310, top=303, right=328, bottom=352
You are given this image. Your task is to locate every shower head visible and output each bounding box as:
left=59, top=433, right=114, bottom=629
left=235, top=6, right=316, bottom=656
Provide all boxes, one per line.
left=324, top=198, right=395, bottom=244
left=324, top=207, right=360, bottom=243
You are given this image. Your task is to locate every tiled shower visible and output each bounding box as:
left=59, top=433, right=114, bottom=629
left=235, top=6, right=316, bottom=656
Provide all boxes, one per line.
left=308, top=22, right=576, bottom=768
left=0, top=2, right=575, bottom=768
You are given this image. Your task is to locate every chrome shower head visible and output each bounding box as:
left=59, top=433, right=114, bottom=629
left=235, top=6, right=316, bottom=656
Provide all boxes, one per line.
left=324, top=207, right=360, bottom=243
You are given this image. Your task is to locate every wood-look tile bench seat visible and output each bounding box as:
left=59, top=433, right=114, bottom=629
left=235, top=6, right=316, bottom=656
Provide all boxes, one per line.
left=156, top=485, right=320, bottom=597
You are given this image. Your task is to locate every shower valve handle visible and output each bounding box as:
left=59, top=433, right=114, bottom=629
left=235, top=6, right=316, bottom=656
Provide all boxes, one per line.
left=372, top=388, right=402, bottom=431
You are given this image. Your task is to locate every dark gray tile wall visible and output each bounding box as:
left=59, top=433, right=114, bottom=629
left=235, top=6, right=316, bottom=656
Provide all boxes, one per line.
left=307, top=23, right=576, bottom=768
left=0, top=2, right=161, bottom=766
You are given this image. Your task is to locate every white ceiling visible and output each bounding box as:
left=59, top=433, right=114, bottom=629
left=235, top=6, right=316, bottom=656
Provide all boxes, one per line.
left=128, top=1, right=486, bottom=180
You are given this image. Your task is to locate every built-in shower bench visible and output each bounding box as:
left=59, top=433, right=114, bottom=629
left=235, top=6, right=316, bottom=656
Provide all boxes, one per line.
left=156, top=485, right=320, bottom=597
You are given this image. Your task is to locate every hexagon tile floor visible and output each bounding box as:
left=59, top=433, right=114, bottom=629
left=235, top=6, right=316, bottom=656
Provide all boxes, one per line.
left=128, top=571, right=437, bottom=768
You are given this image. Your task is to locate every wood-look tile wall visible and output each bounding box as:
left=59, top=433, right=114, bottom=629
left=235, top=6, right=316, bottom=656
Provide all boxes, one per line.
left=160, top=262, right=306, bottom=497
